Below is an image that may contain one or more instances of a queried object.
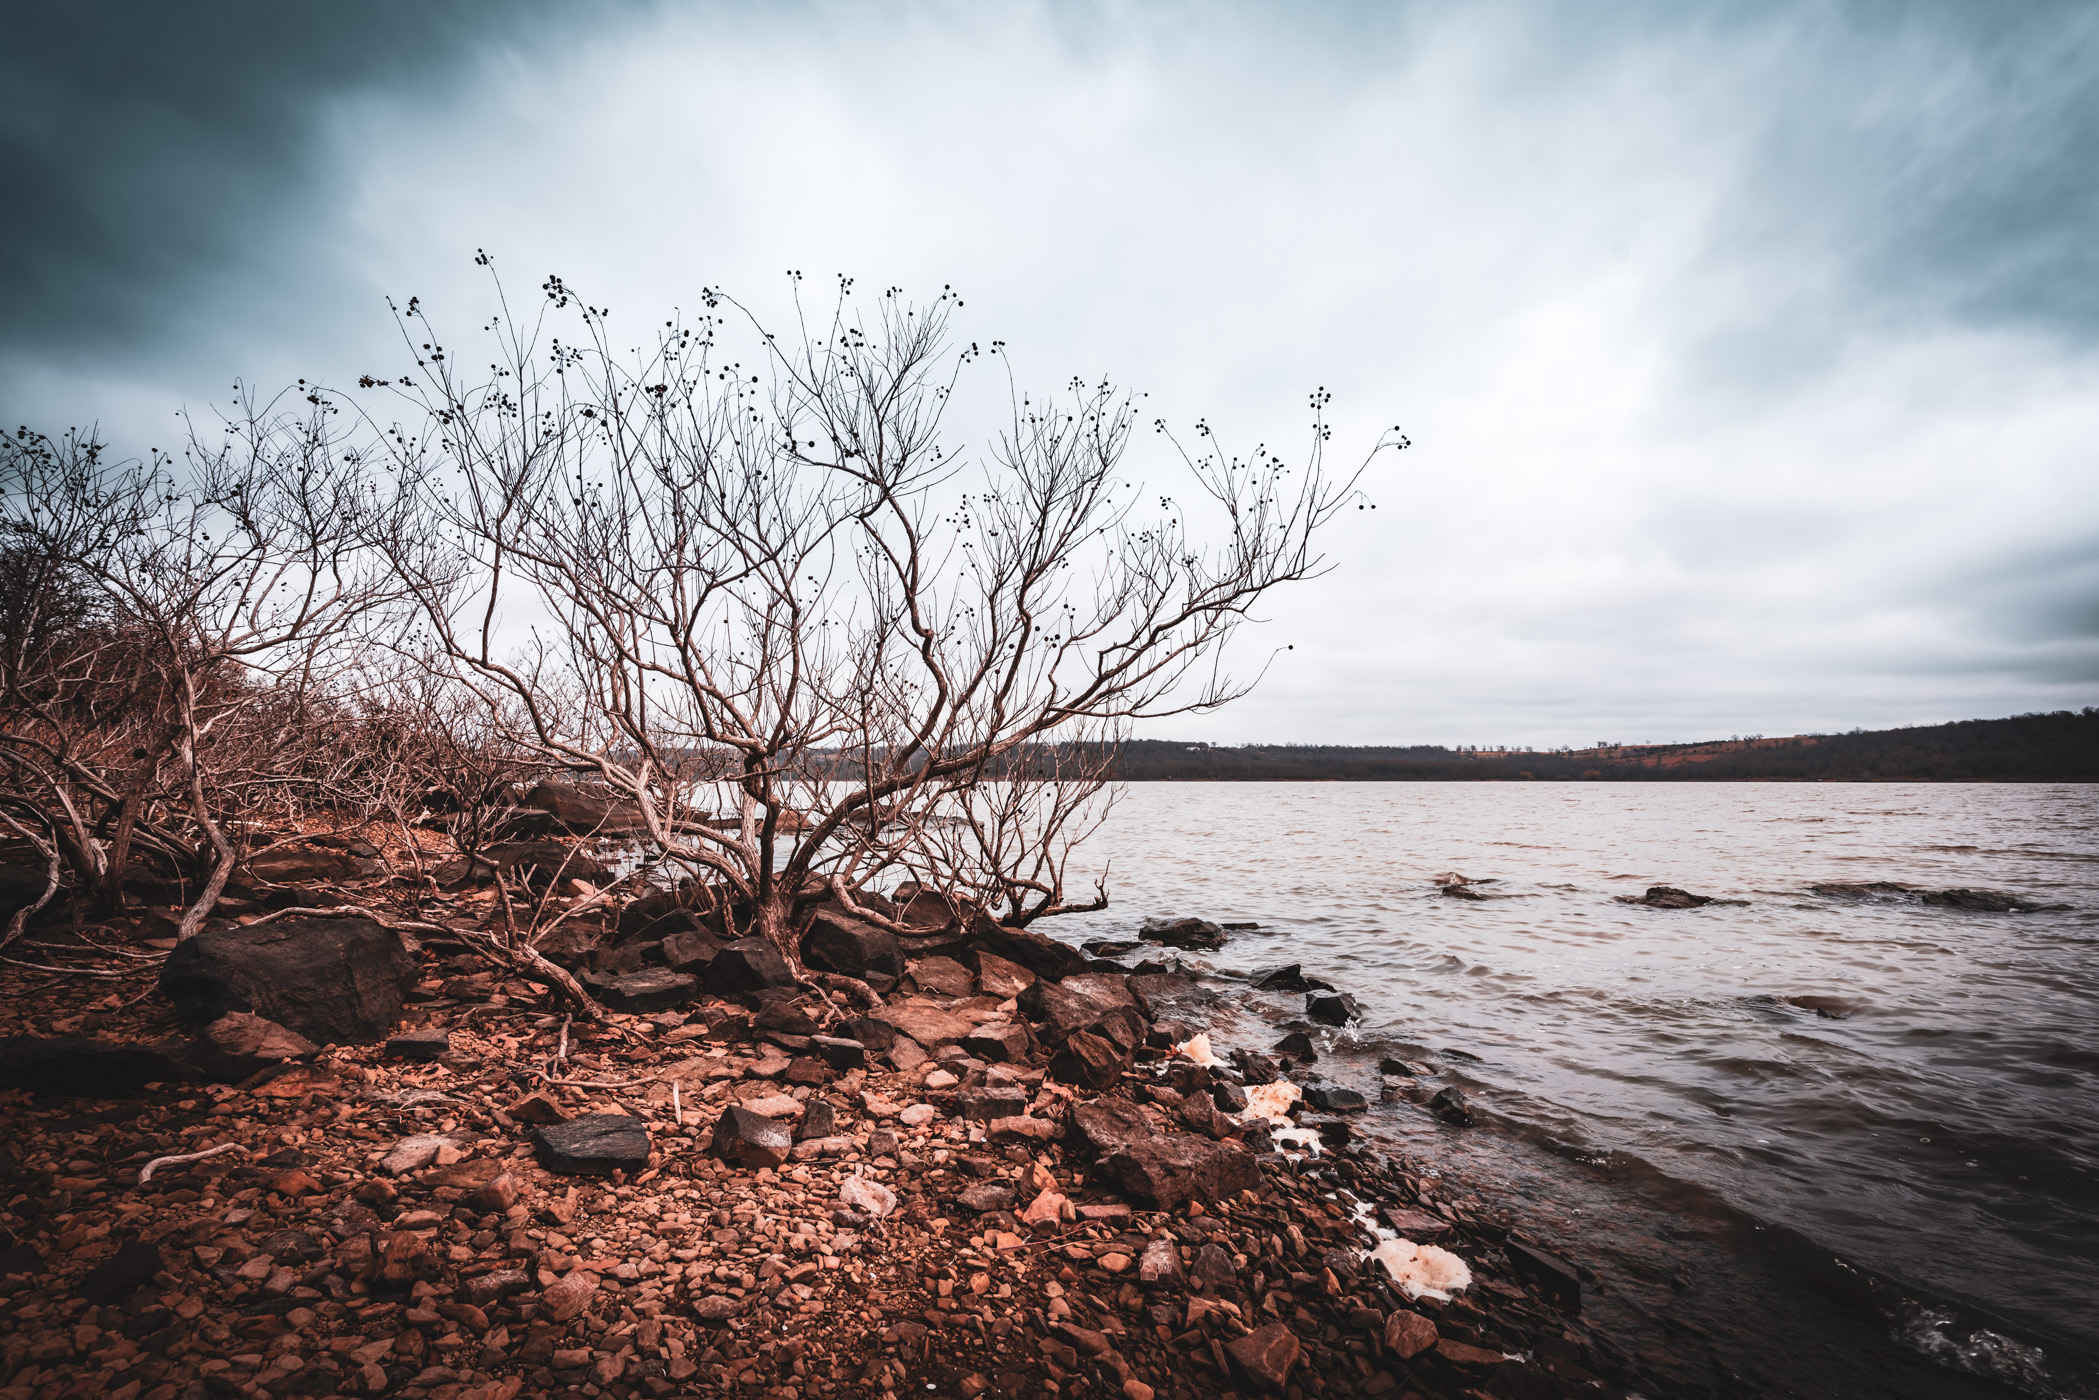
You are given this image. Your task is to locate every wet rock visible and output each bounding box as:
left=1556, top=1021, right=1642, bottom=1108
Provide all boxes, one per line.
left=707, top=938, right=796, bottom=993
left=839, top=1175, right=897, bottom=1219
left=1226, top=1321, right=1302, bottom=1390
left=1505, top=1240, right=1582, bottom=1310
left=1430, top=1085, right=1474, bottom=1125
left=1810, top=880, right=1915, bottom=901
left=1049, top=1030, right=1127, bottom=1089
left=159, top=918, right=418, bottom=1044
left=1303, top=1083, right=1367, bottom=1114
left=1922, top=887, right=2043, bottom=913
left=1083, top=939, right=1144, bottom=957
left=1620, top=885, right=1712, bottom=909
left=957, top=1183, right=1016, bottom=1213
left=801, top=908, right=903, bottom=980
left=961, top=1020, right=1033, bottom=1063
left=973, top=951, right=1036, bottom=998
left=1232, top=1049, right=1281, bottom=1084
left=385, top=1028, right=450, bottom=1061
left=1384, top=1309, right=1438, bottom=1359
left=1211, top=1079, right=1249, bottom=1113
left=1101, top=1135, right=1259, bottom=1211
left=536, top=1113, right=650, bottom=1175
left=1306, top=991, right=1360, bottom=1025
left=1273, top=1031, right=1317, bottom=1062
left=1140, top=916, right=1227, bottom=951
left=1379, top=1055, right=1422, bottom=1076
left=1380, top=1206, right=1453, bottom=1239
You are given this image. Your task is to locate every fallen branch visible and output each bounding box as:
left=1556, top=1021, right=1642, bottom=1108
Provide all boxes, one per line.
left=137, top=1141, right=245, bottom=1185
left=0, top=955, right=142, bottom=978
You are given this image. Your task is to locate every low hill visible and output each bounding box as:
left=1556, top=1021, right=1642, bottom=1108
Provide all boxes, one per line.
left=1115, top=709, right=2099, bottom=782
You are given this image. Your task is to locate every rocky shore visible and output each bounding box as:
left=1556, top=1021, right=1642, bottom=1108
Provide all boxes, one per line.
left=0, top=853, right=1659, bottom=1400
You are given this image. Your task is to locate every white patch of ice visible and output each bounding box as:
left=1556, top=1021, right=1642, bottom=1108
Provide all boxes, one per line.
left=1368, top=1239, right=1473, bottom=1301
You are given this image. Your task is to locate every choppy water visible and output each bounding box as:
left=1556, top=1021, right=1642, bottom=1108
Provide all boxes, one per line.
left=1051, top=782, right=2099, bottom=1399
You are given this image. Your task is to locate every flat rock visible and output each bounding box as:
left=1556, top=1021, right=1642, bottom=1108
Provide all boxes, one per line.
left=958, top=1085, right=1031, bottom=1121
left=800, top=908, right=902, bottom=980
left=839, top=1175, right=897, bottom=1219
left=1384, top=1309, right=1438, bottom=1359
left=1504, top=1240, right=1582, bottom=1309
left=380, top=1134, right=456, bottom=1176
left=201, top=1012, right=317, bottom=1079
left=706, top=938, right=796, bottom=993
left=535, top=1114, right=650, bottom=1175
left=966, top=922, right=1090, bottom=983
left=973, top=951, right=1035, bottom=998
left=385, top=1029, right=450, bottom=1061
left=1226, top=1322, right=1302, bottom=1390
left=0, top=1034, right=195, bottom=1096
left=1140, top=916, right=1227, bottom=952
left=872, top=998, right=981, bottom=1048
left=594, top=969, right=698, bottom=1013
left=1101, top=1135, right=1259, bottom=1211
left=908, top=955, right=977, bottom=997
left=956, top=1183, right=1016, bottom=1213
left=541, top=1269, right=599, bottom=1322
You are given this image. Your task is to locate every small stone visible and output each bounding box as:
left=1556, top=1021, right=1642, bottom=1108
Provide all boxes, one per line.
left=542, top=1270, right=598, bottom=1322
left=594, top=970, right=699, bottom=1014
left=960, top=1020, right=1032, bottom=1063
left=505, top=1090, right=568, bottom=1124
left=1097, top=1252, right=1130, bottom=1274
left=924, top=1069, right=960, bottom=1090
left=1272, top=1031, right=1317, bottom=1062
left=1191, top=1242, right=1236, bottom=1288
left=988, top=1115, right=1056, bottom=1141
left=808, top=1035, right=867, bottom=1070
left=1020, top=1188, right=1069, bottom=1225
left=899, top=1102, right=937, bottom=1127
left=957, top=1184, right=1016, bottom=1213
left=1138, top=1238, right=1182, bottom=1285
left=693, top=1294, right=742, bottom=1324
left=468, top=1173, right=520, bottom=1212
left=380, top=1134, right=454, bottom=1177
left=796, top=1098, right=838, bottom=1141
left=1226, top=1321, right=1303, bottom=1390
left=839, top=1175, right=897, bottom=1219
left=710, top=1105, right=792, bottom=1170
left=1122, top=1382, right=1156, bottom=1400
left=1430, top=1086, right=1474, bottom=1125
left=957, top=1085, right=1030, bottom=1121
left=1383, top=1309, right=1438, bottom=1359
left=385, top=1029, right=451, bottom=1061
left=466, top=1269, right=532, bottom=1309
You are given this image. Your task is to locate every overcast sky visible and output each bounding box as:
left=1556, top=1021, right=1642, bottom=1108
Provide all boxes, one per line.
left=5, top=0, right=2095, bottom=745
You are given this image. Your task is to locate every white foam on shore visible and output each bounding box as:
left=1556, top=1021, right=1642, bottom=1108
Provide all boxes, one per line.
left=1369, top=1239, right=1473, bottom=1301
left=1175, top=1033, right=1226, bottom=1067
left=1235, top=1080, right=1302, bottom=1125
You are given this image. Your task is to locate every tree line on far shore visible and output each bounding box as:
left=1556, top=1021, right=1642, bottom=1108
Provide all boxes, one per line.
left=1110, top=711, right=2099, bottom=782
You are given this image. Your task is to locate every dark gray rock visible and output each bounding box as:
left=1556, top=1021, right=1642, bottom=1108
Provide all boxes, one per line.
left=534, top=1113, right=650, bottom=1175
left=1621, top=885, right=1712, bottom=909
left=1140, top=916, right=1227, bottom=952
left=384, top=1029, right=450, bottom=1062
left=961, top=1021, right=1033, bottom=1063
left=158, top=918, right=419, bottom=1046
left=660, top=926, right=728, bottom=976
left=1306, top=991, right=1360, bottom=1026
left=77, top=1237, right=162, bottom=1303
left=1019, top=972, right=1137, bottom=1044
left=1048, top=1030, right=1127, bottom=1089
left=809, top=1035, right=867, bottom=1070
left=957, top=1086, right=1031, bottom=1121
left=707, top=938, right=796, bottom=994
left=1429, top=1086, right=1474, bottom=1125
left=519, top=780, right=648, bottom=835
left=1211, top=1080, right=1249, bottom=1113
left=751, top=998, right=821, bottom=1036
left=968, top=922, right=1091, bottom=983
left=842, top=1015, right=897, bottom=1050
left=1082, top=939, right=1144, bottom=957
left=1273, top=1031, right=1318, bottom=1062
left=1249, top=964, right=1313, bottom=992
left=1303, top=1083, right=1367, bottom=1114
left=800, top=908, right=902, bottom=980
left=1232, top=1049, right=1282, bottom=1084
left=796, top=1099, right=838, bottom=1141
left=1504, top=1240, right=1582, bottom=1310
left=1101, top=1136, right=1260, bottom=1211
left=593, top=969, right=698, bottom=1013
left=710, top=1104, right=791, bottom=1170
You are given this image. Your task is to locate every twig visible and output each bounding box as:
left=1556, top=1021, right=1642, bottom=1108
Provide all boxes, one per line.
left=137, top=1141, right=245, bottom=1185
left=0, top=956, right=141, bottom=978
left=672, top=1081, right=683, bottom=1126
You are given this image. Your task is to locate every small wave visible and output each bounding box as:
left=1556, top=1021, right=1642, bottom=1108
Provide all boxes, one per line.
left=1895, top=1308, right=2067, bottom=1397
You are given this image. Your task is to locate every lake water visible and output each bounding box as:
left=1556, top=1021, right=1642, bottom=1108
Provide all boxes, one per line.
left=1050, top=782, right=2099, bottom=1399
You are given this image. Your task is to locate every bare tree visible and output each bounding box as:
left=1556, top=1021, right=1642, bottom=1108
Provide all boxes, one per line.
left=361, top=268, right=1405, bottom=970
left=0, top=396, right=408, bottom=940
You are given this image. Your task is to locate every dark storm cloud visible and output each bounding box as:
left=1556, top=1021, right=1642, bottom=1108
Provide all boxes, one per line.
left=0, top=0, right=612, bottom=370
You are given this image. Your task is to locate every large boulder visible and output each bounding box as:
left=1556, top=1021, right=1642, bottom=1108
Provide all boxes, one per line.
left=1019, top=972, right=1139, bottom=1044
left=1049, top=1030, right=1127, bottom=1089
left=520, top=780, right=648, bottom=835
left=661, top=927, right=727, bottom=976
left=1102, top=1135, right=1260, bottom=1211
left=158, top=919, right=419, bottom=1045
left=966, top=922, right=1089, bottom=983
left=706, top=938, right=796, bottom=994
left=801, top=908, right=902, bottom=981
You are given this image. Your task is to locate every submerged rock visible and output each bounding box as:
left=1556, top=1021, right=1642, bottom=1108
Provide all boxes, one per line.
left=1140, top=916, right=1227, bottom=952
left=1619, top=885, right=1713, bottom=909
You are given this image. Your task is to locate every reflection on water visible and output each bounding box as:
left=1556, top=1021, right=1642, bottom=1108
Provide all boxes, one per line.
left=1047, top=782, right=2099, bottom=1398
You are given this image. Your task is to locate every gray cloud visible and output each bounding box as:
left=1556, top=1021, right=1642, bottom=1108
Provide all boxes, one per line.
left=3, top=0, right=2093, bottom=742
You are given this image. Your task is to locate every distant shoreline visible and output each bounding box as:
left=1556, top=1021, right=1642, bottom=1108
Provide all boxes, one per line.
left=1114, top=709, right=2098, bottom=783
